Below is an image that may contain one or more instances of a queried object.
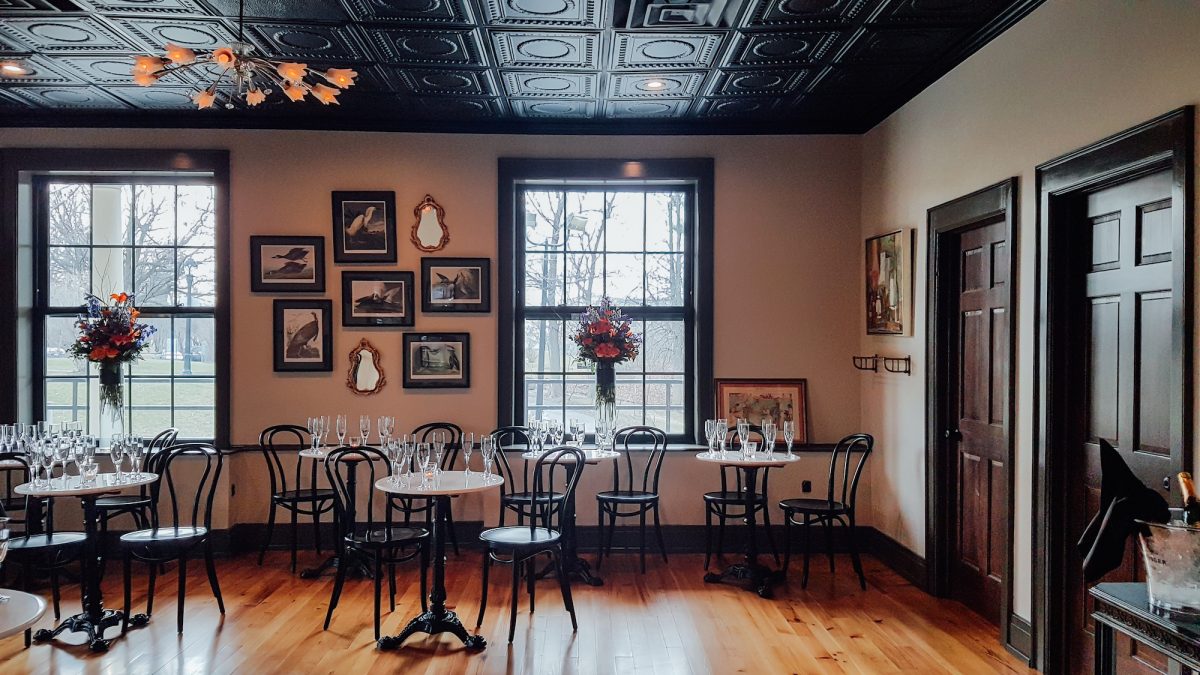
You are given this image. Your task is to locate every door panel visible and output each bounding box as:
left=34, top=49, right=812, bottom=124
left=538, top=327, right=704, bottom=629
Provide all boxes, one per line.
left=1069, top=169, right=1177, bottom=675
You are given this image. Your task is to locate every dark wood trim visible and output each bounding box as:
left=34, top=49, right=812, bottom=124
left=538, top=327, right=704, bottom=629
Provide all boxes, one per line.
left=495, top=158, right=714, bottom=444
left=1032, top=107, right=1194, bottom=673
left=866, top=528, right=928, bottom=590
left=1007, top=614, right=1034, bottom=664
left=0, top=149, right=231, bottom=447
left=924, top=179, right=1018, bottom=648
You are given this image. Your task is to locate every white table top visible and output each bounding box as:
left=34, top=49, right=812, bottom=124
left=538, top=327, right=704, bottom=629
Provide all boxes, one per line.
left=14, top=472, right=157, bottom=497
left=373, top=471, right=503, bottom=497
left=694, top=451, right=800, bottom=468
left=520, top=448, right=621, bottom=464
left=299, top=448, right=379, bottom=460
left=0, top=589, right=47, bottom=639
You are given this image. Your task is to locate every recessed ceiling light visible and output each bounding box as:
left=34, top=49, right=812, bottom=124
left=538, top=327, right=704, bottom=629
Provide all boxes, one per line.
left=0, top=60, right=30, bottom=77
left=643, top=79, right=667, bottom=90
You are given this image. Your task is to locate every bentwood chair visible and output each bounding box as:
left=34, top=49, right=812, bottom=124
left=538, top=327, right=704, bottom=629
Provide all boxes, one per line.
left=258, top=424, right=337, bottom=572
left=98, top=428, right=177, bottom=573
left=121, top=443, right=226, bottom=635
left=491, top=426, right=568, bottom=528
left=324, top=446, right=428, bottom=641
left=385, top=422, right=462, bottom=555
left=2, top=453, right=84, bottom=647
left=477, top=446, right=581, bottom=644
left=779, top=433, right=874, bottom=589
left=702, top=425, right=780, bottom=569
left=595, top=426, right=669, bottom=573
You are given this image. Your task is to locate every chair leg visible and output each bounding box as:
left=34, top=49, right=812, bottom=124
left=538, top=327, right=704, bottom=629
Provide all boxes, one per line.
left=508, top=558, right=521, bottom=644
left=290, top=506, right=299, bottom=574
left=802, top=513, right=812, bottom=589
left=147, top=561, right=158, bottom=616
left=312, top=504, right=323, bottom=555
left=847, top=514, right=866, bottom=590
left=373, top=551, right=383, bottom=642
left=782, top=511, right=793, bottom=574
left=526, top=558, right=536, bottom=613
left=703, top=506, right=713, bottom=570
left=122, top=554, right=132, bottom=634
left=176, top=553, right=188, bottom=634
left=476, top=552, right=491, bottom=628
left=638, top=510, right=647, bottom=574
left=205, top=543, right=225, bottom=614
left=555, top=550, right=577, bottom=633
left=653, top=504, right=668, bottom=564
left=823, top=518, right=835, bottom=574
left=605, top=509, right=617, bottom=559
left=324, top=550, right=348, bottom=631
left=388, top=562, right=396, bottom=612
left=49, top=568, right=61, bottom=619
left=716, top=509, right=726, bottom=561
left=259, top=501, right=276, bottom=566
left=445, top=503, right=460, bottom=557
left=762, top=504, right=781, bottom=567
left=595, top=501, right=606, bottom=571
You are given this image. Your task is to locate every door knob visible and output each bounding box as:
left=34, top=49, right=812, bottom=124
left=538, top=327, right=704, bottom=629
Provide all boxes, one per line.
left=944, top=429, right=962, bottom=442
left=1164, top=476, right=1172, bottom=492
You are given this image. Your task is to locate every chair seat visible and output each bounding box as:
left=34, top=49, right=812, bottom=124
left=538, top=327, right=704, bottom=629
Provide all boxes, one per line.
left=120, top=526, right=207, bottom=545
left=274, top=488, right=336, bottom=503
left=8, top=532, right=86, bottom=551
left=480, top=526, right=561, bottom=549
left=596, top=489, right=658, bottom=503
left=96, top=494, right=151, bottom=509
left=703, top=490, right=767, bottom=504
left=779, top=498, right=848, bottom=514
left=345, top=526, right=427, bottom=549
left=501, top=491, right=566, bottom=504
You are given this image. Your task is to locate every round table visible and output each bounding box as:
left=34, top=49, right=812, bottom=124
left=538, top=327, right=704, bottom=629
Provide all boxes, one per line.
left=695, top=451, right=799, bottom=598
left=15, top=472, right=157, bottom=651
left=373, top=470, right=503, bottom=650
left=297, top=448, right=377, bottom=579
left=0, top=589, right=47, bottom=639
left=520, top=448, right=620, bottom=587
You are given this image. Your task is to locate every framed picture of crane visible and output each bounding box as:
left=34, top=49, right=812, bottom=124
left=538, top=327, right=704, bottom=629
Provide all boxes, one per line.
left=341, top=271, right=415, bottom=327
left=250, top=235, right=325, bottom=293
left=273, top=299, right=333, bottom=372
left=420, top=257, right=490, bottom=313
left=331, top=190, right=397, bottom=263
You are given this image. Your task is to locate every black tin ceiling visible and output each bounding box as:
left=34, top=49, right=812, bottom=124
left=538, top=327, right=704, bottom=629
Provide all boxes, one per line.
left=0, top=0, right=1043, bottom=134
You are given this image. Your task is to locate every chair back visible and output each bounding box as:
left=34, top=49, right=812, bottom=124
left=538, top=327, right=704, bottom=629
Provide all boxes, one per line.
left=259, top=424, right=319, bottom=498
left=324, top=445, right=387, bottom=537
left=140, top=427, right=178, bottom=498
left=613, top=426, right=668, bottom=494
left=0, top=452, right=38, bottom=533
left=151, top=442, right=224, bottom=533
left=412, top=422, right=462, bottom=470
left=490, top=426, right=531, bottom=498
left=530, top=446, right=585, bottom=535
left=825, top=433, right=873, bottom=510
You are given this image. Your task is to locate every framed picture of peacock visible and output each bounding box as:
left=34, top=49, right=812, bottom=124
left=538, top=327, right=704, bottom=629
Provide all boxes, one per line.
left=273, top=299, right=333, bottom=372
left=341, top=271, right=415, bottom=327
left=250, top=235, right=325, bottom=293
left=331, top=190, right=397, bottom=263
left=420, top=257, right=490, bottom=313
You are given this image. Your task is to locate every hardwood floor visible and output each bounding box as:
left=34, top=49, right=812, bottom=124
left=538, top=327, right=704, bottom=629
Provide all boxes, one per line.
left=1, top=551, right=1035, bottom=674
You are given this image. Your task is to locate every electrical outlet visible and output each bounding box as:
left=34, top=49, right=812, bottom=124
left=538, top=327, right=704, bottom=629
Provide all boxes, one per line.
left=802, top=480, right=812, bottom=493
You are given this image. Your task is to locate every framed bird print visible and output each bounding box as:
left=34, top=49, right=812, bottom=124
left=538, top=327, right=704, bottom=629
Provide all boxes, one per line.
left=273, top=299, right=333, bottom=372
left=250, top=236, right=325, bottom=293
left=420, top=257, right=490, bottom=313
left=403, top=333, right=470, bottom=388
left=332, top=191, right=397, bottom=263
left=341, top=271, right=415, bottom=327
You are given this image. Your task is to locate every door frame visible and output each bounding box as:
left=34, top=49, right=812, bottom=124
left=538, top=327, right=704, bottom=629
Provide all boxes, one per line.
left=926, top=178, right=1020, bottom=654
left=1033, top=107, right=1194, bottom=673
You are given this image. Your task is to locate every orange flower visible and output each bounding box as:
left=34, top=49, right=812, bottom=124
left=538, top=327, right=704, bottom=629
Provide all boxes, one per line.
left=89, top=346, right=119, bottom=361
left=111, top=292, right=128, bottom=303
left=594, top=343, right=620, bottom=359
left=130, top=309, right=140, bottom=320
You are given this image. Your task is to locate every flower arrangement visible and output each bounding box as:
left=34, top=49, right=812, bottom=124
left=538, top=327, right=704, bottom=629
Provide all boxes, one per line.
left=69, top=293, right=156, bottom=411
left=570, top=297, right=641, bottom=423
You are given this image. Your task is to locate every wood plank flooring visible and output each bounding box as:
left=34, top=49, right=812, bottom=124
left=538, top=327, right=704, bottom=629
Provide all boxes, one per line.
left=0, top=551, right=1036, bottom=674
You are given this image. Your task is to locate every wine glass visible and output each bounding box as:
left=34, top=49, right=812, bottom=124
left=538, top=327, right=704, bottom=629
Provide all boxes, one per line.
left=736, top=418, right=749, bottom=452
left=400, top=438, right=415, bottom=487
left=415, top=443, right=432, bottom=489
left=335, top=414, right=347, bottom=447
left=0, top=517, right=9, bottom=602
left=569, top=419, right=584, bottom=449
left=130, top=441, right=145, bottom=480
left=359, top=415, right=371, bottom=447
left=462, top=432, right=475, bottom=475
left=39, top=441, right=55, bottom=489
left=481, top=436, right=495, bottom=479
left=306, top=416, right=318, bottom=450
left=432, top=434, right=446, bottom=476
left=782, top=420, right=796, bottom=457
left=377, top=415, right=392, bottom=446
left=111, top=438, right=125, bottom=483
left=318, top=416, right=330, bottom=451
left=762, top=421, right=777, bottom=456
left=386, top=439, right=402, bottom=484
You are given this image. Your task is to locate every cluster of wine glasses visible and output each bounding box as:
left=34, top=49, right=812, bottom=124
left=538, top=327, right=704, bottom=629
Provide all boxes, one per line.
left=527, top=417, right=611, bottom=452
left=1, top=421, right=109, bottom=488
left=703, top=417, right=798, bottom=459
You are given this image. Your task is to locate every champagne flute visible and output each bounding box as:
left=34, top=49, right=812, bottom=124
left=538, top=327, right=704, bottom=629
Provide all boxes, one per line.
left=335, top=414, right=347, bottom=447
left=782, top=420, right=796, bottom=458
left=359, top=415, right=371, bottom=447
left=736, top=418, right=749, bottom=452
left=762, top=421, right=777, bottom=457
left=39, top=441, right=54, bottom=488
left=481, top=436, right=495, bottom=479
left=386, top=439, right=402, bottom=484
left=110, top=438, right=125, bottom=483
left=462, top=432, right=475, bottom=475
left=716, top=418, right=728, bottom=456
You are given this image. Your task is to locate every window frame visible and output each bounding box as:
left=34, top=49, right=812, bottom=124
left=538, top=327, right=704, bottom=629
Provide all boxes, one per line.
left=498, top=158, right=714, bottom=445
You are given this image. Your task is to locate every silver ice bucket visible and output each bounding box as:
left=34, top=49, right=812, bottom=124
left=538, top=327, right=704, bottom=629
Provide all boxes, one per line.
left=1137, top=519, right=1200, bottom=619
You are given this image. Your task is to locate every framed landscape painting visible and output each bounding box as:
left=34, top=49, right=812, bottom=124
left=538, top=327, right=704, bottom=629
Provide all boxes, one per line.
left=403, top=332, right=470, bottom=388
left=273, top=299, right=333, bottom=372
left=332, top=191, right=397, bottom=263
left=715, top=378, right=809, bottom=445
left=865, top=229, right=907, bottom=335
left=341, top=271, right=415, bottom=327
left=421, top=257, right=490, bottom=313
left=250, top=236, right=325, bottom=293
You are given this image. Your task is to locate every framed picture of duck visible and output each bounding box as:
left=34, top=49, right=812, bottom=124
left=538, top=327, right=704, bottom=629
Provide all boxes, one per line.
left=273, top=299, right=333, bottom=372
left=250, top=236, right=326, bottom=293
left=332, top=191, right=397, bottom=263
left=420, top=257, right=490, bottom=313
left=341, top=271, right=415, bottom=327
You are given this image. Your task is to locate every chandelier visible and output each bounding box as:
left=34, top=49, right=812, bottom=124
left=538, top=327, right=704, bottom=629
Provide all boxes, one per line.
left=130, top=0, right=356, bottom=109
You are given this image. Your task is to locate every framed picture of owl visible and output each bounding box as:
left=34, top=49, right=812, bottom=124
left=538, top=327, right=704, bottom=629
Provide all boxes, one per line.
left=273, top=299, right=333, bottom=372
left=420, top=257, right=491, bottom=313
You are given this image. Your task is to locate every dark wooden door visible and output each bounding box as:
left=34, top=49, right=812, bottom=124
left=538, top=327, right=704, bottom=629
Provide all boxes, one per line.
left=949, top=219, right=1009, bottom=624
left=1069, top=169, right=1178, bottom=675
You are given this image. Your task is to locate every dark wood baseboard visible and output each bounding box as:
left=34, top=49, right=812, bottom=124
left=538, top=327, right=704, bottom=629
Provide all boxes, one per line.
left=865, top=528, right=928, bottom=591
left=1007, top=613, right=1034, bottom=664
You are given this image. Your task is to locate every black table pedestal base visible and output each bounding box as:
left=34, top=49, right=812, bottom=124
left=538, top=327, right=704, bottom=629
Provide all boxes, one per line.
left=33, top=608, right=124, bottom=652
left=704, top=562, right=783, bottom=598
left=377, top=609, right=485, bottom=650
left=536, top=554, right=603, bottom=586
left=300, top=551, right=374, bottom=580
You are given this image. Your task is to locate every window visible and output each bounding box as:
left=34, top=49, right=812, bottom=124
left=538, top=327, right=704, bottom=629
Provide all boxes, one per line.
left=500, top=159, right=714, bottom=443
left=34, top=176, right=219, bottom=440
